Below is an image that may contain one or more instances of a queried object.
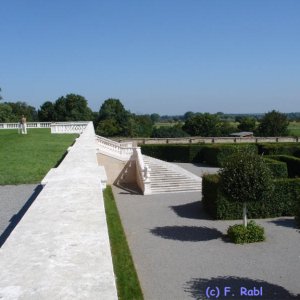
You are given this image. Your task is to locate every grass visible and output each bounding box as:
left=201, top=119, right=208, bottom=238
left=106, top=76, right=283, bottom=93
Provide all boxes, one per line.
left=0, top=129, right=77, bottom=185
left=103, top=186, right=143, bottom=300
left=288, top=121, right=300, bottom=137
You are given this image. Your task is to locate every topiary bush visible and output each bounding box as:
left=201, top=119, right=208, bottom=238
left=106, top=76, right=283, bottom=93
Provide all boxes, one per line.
left=220, top=147, right=274, bottom=227
left=227, top=221, right=265, bottom=244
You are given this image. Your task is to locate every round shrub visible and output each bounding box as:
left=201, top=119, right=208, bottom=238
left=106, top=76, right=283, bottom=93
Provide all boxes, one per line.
left=227, top=221, right=265, bottom=244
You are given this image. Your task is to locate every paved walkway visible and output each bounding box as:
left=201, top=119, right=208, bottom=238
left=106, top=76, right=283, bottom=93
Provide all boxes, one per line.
left=0, top=184, right=42, bottom=247
left=113, top=164, right=300, bottom=300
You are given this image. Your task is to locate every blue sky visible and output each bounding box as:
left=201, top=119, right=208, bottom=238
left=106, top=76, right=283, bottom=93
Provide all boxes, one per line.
left=1, top=0, right=299, bottom=114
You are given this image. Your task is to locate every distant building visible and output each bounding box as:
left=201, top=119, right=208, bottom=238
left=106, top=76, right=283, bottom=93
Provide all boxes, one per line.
left=230, top=131, right=254, bottom=138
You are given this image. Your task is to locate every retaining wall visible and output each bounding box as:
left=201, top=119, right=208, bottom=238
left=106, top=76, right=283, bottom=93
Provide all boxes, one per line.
left=0, top=122, right=117, bottom=299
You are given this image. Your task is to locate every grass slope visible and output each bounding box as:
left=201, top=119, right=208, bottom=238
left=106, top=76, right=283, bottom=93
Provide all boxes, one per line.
left=0, top=129, right=77, bottom=185
left=103, top=186, right=143, bottom=300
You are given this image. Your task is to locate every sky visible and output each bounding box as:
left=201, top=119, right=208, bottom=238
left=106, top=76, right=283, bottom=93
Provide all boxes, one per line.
left=0, top=0, right=299, bottom=115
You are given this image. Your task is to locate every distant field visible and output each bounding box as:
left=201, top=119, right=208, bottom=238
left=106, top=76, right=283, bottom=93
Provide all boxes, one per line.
left=0, top=129, right=77, bottom=185
left=288, top=121, right=300, bottom=136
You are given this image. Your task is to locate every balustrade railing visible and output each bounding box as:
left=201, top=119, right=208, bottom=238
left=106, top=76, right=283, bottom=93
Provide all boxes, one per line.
left=96, top=135, right=134, bottom=160
left=0, top=122, right=52, bottom=129
left=133, top=147, right=151, bottom=195
left=51, top=122, right=89, bottom=134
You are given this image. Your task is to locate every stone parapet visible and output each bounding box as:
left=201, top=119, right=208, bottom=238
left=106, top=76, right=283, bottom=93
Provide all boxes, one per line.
left=0, top=122, right=117, bottom=300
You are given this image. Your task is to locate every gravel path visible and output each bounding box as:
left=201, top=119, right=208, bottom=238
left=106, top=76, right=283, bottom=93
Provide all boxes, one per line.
left=0, top=184, right=42, bottom=247
left=113, top=164, right=300, bottom=300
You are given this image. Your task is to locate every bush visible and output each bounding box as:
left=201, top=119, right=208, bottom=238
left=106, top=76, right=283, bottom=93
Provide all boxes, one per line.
left=227, top=221, right=265, bottom=244
left=202, top=144, right=257, bottom=167
left=267, top=155, right=300, bottom=178
left=257, top=143, right=300, bottom=158
left=263, top=157, right=288, bottom=178
left=202, top=175, right=300, bottom=219
left=141, top=144, right=204, bottom=162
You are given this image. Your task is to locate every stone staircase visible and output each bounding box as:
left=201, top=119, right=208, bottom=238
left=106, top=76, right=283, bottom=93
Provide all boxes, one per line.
left=143, top=155, right=202, bottom=194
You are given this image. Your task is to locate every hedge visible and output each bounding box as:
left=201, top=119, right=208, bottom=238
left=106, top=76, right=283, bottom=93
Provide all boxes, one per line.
left=201, top=144, right=257, bottom=167
left=257, top=143, right=300, bottom=158
left=263, top=158, right=288, bottom=178
left=202, top=174, right=300, bottom=219
left=140, top=144, right=204, bottom=162
left=267, top=155, right=300, bottom=178
left=141, top=143, right=257, bottom=167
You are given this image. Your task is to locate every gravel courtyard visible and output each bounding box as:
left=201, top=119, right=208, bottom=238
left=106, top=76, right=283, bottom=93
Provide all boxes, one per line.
left=113, top=164, right=300, bottom=300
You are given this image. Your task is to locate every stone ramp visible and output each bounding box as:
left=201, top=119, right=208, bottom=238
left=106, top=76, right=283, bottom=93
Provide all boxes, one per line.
left=0, top=123, right=117, bottom=300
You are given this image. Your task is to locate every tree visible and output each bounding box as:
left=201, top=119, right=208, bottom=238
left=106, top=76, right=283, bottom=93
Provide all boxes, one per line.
left=96, top=98, right=130, bottom=136
left=151, top=124, right=190, bottom=138
left=0, top=103, right=14, bottom=122
left=38, top=101, right=55, bottom=121
left=150, top=113, right=160, bottom=123
left=5, top=101, right=38, bottom=121
left=237, top=117, right=256, bottom=132
left=0, top=87, right=2, bottom=101
left=126, top=114, right=153, bottom=137
left=219, top=147, right=274, bottom=227
left=52, top=94, right=93, bottom=121
left=183, top=111, right=194, bottom=120
left=256, top=110, right=289, bottom=136
left=182, top=113, right=222, bottom=136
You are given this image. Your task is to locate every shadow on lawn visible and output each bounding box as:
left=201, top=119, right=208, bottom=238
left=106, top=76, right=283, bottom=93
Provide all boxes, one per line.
left=184, top=276, right=300, bottom=300
left=150, top=226, right=223, bottom=242
left=170, top=201, right=212, bottom=220
left=0, top=185, right=43, bottom=248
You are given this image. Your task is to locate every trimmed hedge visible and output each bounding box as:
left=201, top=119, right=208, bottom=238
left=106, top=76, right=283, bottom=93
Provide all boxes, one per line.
left=263, top=158, right=288, bottom=178
left=202, top=174, right=300, bottom=219
left=141, top=143, right=257, bottom=167
left=257, top=143, right=300, bottom=158
left=140, top=144, right=204, bottom=162
left=267, top=155, right=300, bottom=178
left=202, top=144, right=257, bottom=167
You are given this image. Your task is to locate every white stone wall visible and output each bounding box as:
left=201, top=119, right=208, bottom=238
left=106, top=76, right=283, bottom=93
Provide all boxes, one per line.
left=0, top=122, right=117, bottom=300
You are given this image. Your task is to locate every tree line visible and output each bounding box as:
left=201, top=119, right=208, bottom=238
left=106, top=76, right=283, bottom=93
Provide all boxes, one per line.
left=0, top=90, right=293, bottom=137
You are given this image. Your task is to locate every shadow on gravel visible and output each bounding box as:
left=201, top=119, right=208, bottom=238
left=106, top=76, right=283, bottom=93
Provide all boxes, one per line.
left=0, top=185, right=43, bottom=248
left=184, top=276, right=300, bottom=300
left=268, top=218, right=298, bottom=229
left=150, top=226, right=223, bottom=242
left=170, top=201, right=212, bottom=220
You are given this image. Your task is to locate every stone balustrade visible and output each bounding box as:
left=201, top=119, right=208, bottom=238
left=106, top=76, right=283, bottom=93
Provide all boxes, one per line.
left=133, top=147, right=151, bottom=195
left=96, top=135, right=134, bottom=160
left=50, top=122, right=89, bottom=134
left=116, top=136, right=300, bottom=144
left=0, top=122, right=52, bottom=129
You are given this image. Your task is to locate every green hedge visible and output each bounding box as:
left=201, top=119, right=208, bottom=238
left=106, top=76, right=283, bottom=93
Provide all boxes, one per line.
left=140, top=144, right=204, bottom=162
left=202, top=174, right=300, bottom=219
left=202, top=144, right=257, bottom=167
left=141, top=143, right=257, bottom=167
left=267, top=155, right=300, bottom=178
left=263, top=158, right=288, bottom=178
left=257, top=143, right=300, bottom=158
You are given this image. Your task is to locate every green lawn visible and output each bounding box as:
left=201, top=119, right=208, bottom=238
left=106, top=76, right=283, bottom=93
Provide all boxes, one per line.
left=0, top=129, right=77, bottom=185
left=103, top=186, right=144, bottom=300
